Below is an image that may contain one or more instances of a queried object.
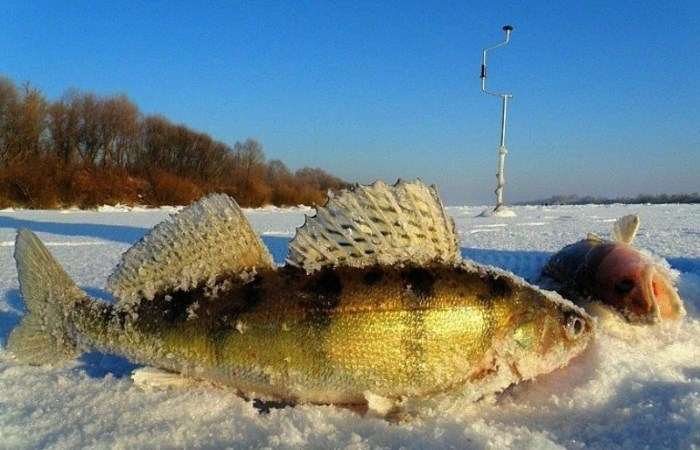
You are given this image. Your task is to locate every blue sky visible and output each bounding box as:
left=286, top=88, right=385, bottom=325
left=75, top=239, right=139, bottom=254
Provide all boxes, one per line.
left=3, top=1, right=699, bottom=205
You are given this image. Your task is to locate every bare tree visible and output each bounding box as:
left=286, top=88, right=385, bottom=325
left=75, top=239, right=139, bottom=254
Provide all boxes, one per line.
left=0, top=77, right=20, bottom=164
left=74, top=92, right=102, bottom=165
left=228, top=138, right=269, bottom=205
left=138, top=114, right=172, bottom=170
left=232, top=138, right=265, bottom=177
left=2, top=82, right=49, bottom=164
left=295, top=166, right=349, bottom=192
left=99, top=95, right=140, bottom=169
left=48, top=90, right=81, bottom=164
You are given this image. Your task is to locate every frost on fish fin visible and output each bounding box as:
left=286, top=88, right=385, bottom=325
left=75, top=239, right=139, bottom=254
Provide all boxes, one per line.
left=8, top=228, right=83, bottom=365
left=611, top=214, right=640, bottom=245
left=363, top=391, right=413, bottom=422
left=108, top=193, right=275, bottom=304
left=131, top=367, right=200, bottom=389
left=287, top=179, right=460, bottom=272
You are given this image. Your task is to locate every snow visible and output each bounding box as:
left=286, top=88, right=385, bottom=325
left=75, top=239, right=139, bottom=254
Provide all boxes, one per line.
left=1, top=203, right=698, bottom=449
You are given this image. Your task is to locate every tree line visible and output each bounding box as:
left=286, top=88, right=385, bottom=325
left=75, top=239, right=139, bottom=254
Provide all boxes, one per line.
left=0, top=76, right=349, bottom=208
left=520, top=192, right=700, bottom=206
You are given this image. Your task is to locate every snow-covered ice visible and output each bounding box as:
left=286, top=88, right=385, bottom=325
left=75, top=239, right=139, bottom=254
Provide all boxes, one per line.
left=0, top=203, right=698, bottom=449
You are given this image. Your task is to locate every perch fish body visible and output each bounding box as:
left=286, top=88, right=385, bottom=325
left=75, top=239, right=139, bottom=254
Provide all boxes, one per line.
left=542, top=214, right=684, bottom=324
left=8, top=180, right=593, bottom=407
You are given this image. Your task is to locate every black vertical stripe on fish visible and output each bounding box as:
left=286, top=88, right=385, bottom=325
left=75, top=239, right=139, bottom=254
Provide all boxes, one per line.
left=362, top=265, right=385, bottom=285
left=401, top=266, right=436, bottom=302
left=399, top=267, right=436, bottom=384
left=488, top=276, right=513, bottom=299
left=302, top=268, right=342, bottom=329
left=240, top=276, right=265, bottom=313
left=135, top=290, right=197, bottom=329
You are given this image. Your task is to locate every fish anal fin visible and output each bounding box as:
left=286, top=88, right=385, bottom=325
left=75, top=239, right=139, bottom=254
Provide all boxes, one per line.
left=131, top=367, right=201, bottom=389
left=363, top=391, right=414, bottom=422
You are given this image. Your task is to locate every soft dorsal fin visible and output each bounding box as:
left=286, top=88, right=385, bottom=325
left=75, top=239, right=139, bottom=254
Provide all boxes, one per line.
left=286, top=179, right=460, bottom=272
left=611, top=214, right=640, bottom=245
left=108, top=193, right=275, bottom=304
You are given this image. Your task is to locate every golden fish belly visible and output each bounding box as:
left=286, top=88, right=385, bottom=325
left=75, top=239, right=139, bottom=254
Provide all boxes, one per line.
left=84, top=264, right=539, bottom=403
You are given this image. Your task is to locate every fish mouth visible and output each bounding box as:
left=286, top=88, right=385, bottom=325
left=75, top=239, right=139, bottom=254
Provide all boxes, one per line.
left=641, top=266, right=684, bottom=321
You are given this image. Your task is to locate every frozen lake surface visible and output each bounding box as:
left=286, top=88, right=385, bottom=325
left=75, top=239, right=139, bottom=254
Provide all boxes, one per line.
left=0, top=202, right=698, bottom=449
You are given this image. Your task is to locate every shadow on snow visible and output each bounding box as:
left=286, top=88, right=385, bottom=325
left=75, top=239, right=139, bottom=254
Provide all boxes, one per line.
left=0, top=216, right=149, bottom=245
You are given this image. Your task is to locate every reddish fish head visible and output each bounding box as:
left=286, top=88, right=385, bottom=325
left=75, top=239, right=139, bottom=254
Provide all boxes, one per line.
left=593, top=244, right=683, bottom=323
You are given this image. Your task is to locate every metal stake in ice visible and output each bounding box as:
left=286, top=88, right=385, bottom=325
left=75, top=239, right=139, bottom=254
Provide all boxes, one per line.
left=480, top=25, right=515, bottom=216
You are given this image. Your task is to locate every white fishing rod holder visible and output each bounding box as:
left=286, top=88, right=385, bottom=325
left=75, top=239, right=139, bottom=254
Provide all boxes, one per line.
left=480, top=25, right=514, bottom=214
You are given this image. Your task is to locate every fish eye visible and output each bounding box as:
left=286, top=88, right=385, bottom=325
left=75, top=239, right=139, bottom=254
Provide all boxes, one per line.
left=614, top=278, right=636, bottom=295
left=564, top=313, right=585, bottom=339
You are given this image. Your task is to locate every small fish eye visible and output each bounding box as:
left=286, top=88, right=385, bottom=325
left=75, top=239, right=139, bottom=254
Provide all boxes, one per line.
left=565, top=313, right=584, bottom=338
left=614, top=278, right=636, bottom=295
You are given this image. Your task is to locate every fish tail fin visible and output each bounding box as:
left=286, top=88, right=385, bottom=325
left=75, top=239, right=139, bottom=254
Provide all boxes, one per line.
left=7, top=228, right=84, bottom=365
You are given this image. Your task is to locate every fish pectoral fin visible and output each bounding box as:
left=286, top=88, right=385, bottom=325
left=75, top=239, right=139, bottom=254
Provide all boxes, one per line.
left=131, top=367, right=201, bottom=389
left=611, top=214, right=640, bottom=245
left=108, top=193, right=275, bottom=305
left=287, top=179, right=460, bottom=273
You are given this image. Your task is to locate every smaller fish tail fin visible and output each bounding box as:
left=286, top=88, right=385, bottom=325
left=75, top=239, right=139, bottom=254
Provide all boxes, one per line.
left=7, top=228, right=83, bottom=365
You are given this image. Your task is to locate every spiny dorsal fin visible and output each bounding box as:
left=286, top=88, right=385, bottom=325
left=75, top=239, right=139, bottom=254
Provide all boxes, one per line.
left=611, top=214, right=640, bottom=245
left=108, top=193, right=275, bottom=304
left=286, top=179, right=460, bottom=272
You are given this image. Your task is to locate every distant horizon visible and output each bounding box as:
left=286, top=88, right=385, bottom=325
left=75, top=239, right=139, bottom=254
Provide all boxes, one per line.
left=508, top=192, right=700, bottom=208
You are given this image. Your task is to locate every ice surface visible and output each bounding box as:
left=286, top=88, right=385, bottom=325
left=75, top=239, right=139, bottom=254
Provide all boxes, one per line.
left=0, top=203, right=698, bottom=448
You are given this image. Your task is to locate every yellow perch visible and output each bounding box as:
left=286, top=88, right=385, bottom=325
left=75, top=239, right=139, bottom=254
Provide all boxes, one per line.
left=8, top=180, right=593, bottom=410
